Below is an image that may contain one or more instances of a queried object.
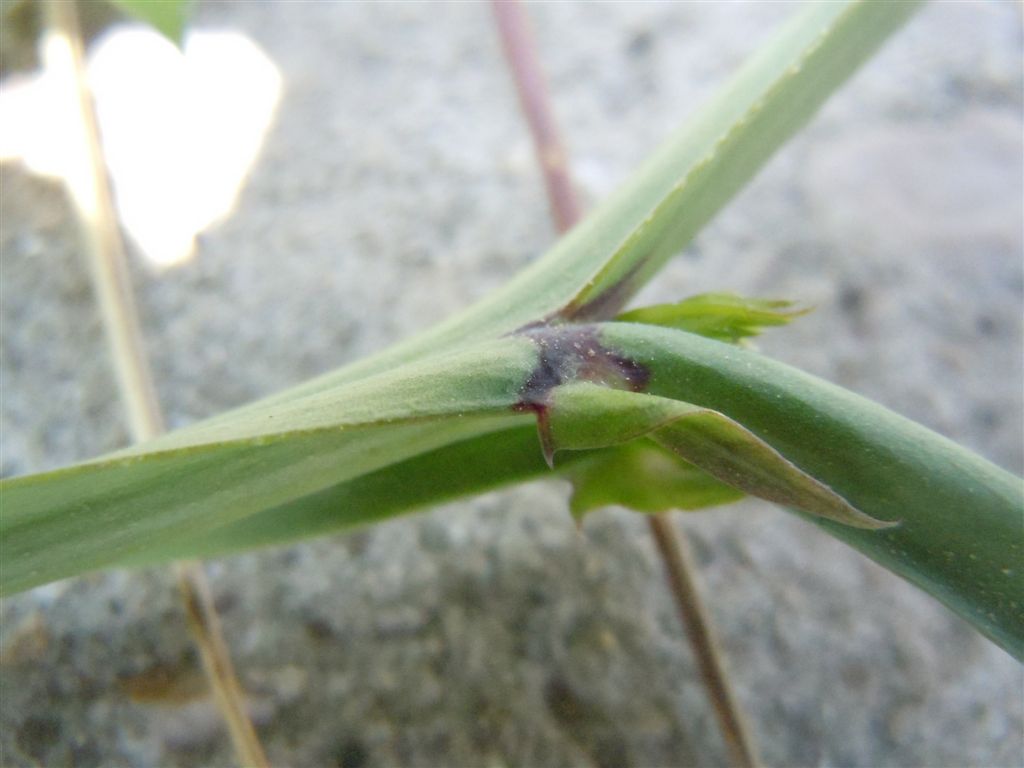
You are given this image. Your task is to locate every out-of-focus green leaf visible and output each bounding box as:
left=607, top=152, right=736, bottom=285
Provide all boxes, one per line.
left=567, top=441, right=743, bottom=520
left=617, top=293, right=810, bottom=343
left=107, top=0, right=193, bottom=45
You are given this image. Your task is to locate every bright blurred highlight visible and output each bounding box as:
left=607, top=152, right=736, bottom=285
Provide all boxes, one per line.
left=0, top=25, right=282, bottom=268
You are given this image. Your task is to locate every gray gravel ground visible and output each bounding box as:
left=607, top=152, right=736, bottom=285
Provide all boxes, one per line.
left=1, top=2, right=1022, bottom=767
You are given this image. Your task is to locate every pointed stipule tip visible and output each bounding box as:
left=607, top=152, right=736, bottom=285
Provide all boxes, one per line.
left=536, top=406, right=556, bottom=469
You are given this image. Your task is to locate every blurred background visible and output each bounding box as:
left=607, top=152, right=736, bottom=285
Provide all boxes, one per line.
left=1, top=1, right=1021, bottom=766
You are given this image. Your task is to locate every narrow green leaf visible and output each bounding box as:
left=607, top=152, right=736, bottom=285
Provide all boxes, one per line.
left=106, top=0, right=193, bottom=45
left=0, top=338, right=538, bottom=594
left=617, top=293, right=810, bottom=343
left=118, top=425, right=552, bottom=563
left=559, top=1, right=922, bottom=319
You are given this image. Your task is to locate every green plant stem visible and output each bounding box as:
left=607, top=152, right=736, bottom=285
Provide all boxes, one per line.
left=41, top=2, right=268, bottom=765
left=78, top=323, right=1020, bottom=658
left=492, top=4, right=758, bottom=764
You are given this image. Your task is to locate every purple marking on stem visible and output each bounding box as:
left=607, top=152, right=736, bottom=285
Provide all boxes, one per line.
left=512, top=325, right=650, bottom=467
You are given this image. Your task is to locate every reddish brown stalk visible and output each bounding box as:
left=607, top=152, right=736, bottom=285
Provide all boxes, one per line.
left=647, top=515, right=759, bottom=768
left=491, top=0, right=582, bottom=233
left=491, top=3, right=759, bottom=765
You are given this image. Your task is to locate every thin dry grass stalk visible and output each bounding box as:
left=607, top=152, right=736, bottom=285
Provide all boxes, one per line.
left=41, top=2, right=269, bottom=765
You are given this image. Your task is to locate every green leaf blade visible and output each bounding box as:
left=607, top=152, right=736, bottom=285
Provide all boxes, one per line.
left=0, top=338, right=539, bottom=594
left=553, top=0, right=923, bottom=319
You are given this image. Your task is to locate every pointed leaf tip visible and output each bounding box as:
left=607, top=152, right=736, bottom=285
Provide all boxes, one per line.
left=548, top=383, right=892, bottom=531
